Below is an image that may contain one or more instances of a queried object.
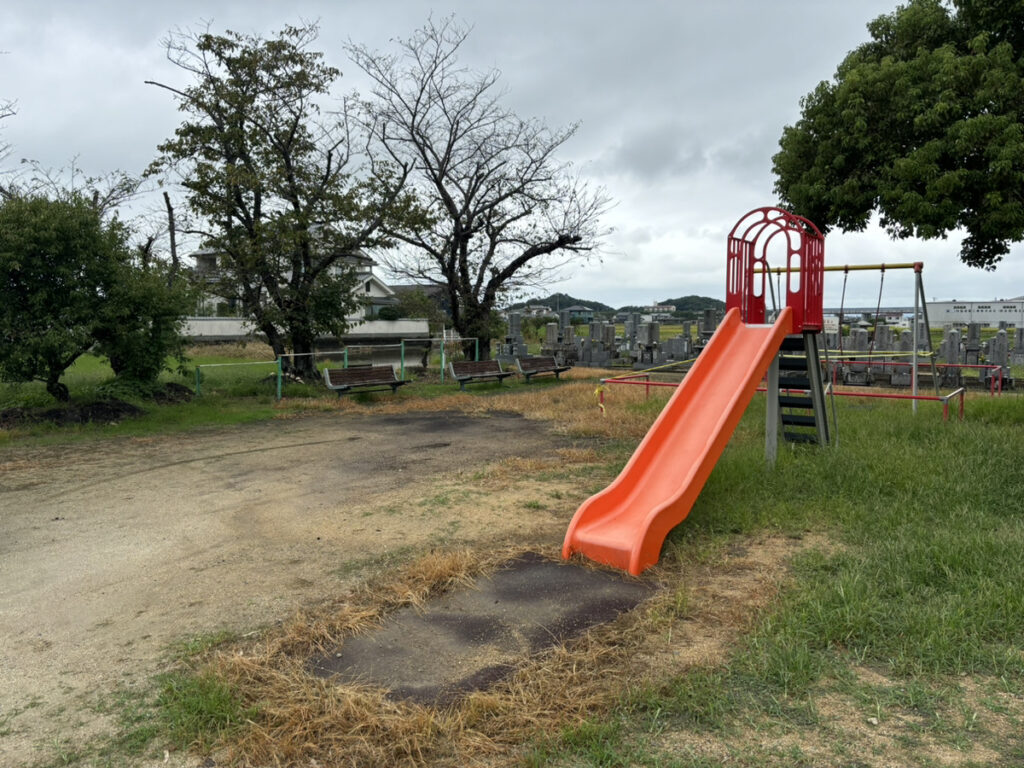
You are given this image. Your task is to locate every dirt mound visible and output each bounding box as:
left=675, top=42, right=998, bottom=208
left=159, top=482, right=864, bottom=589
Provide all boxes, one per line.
left=0, top=398, right=143, bottom=428
left=151, top=382, right=195, bottom=404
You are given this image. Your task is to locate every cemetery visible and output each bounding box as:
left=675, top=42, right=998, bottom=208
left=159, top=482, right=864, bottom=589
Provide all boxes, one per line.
left=499, top=299, right=1019, bottom=393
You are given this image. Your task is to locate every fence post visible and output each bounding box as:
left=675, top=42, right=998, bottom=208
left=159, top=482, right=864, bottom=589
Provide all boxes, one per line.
left=343, top=348, right=348, bottom=369
left=195, top=365, right=202, bottom=397
left=400, top=340, right=406, bottom=381
left=276, top=356, right=283, bottom=401
left=441, top=340, right=446, bottom=383
left=475, top=338, right=480, bottom=361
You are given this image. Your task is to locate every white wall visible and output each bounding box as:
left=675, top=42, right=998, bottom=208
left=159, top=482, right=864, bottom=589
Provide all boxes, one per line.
left=929, top=300, right=1023, bottom=327
left=183, top=317, right=429, bottom=340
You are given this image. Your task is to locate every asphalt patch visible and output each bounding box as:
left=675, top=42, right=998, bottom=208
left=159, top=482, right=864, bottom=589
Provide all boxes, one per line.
left=310, top=552, right=654, bottom=706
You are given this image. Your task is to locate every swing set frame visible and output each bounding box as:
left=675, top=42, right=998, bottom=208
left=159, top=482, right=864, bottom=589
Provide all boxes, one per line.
left=759, top=261, right=940, bottom=412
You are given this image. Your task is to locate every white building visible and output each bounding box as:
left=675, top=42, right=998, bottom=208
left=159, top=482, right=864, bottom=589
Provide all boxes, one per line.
left=187, top=249, right=426, bottom=341
left=928, top=298, right=1024, bottom=327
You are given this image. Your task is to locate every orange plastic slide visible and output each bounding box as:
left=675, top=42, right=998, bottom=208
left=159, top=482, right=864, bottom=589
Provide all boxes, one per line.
left=562, top=307, right=793, bottom=575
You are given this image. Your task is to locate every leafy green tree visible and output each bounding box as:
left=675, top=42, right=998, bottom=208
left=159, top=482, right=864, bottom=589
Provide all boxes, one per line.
left=0, top=195, right=131, bottom=400
left=348, top=17, right=609, bottom=358
left=773, top=0, right=1024, bottom=269
left=147, top=23, right=420, bottom=378
left=391, top=288, right=450, bottom=331
left=93, top=260, right=195, bottom=389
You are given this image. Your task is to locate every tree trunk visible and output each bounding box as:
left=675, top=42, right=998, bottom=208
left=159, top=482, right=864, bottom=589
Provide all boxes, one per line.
left=461, top=307, right=493, bottom=361
left=262, top=324, right=291, bottom=376
left=289, top=329, right=318, bottom=380
left=46, top=373, right=70, bottom=402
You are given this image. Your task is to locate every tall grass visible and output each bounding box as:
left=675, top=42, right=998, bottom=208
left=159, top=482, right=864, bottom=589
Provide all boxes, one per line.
left=562, top=393, right=1024, bottom=766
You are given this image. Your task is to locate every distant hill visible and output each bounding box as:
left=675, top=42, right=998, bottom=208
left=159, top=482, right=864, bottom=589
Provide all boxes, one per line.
left=510, top=293, right=723, bottom=320
left=660, top=295, right=726, bottom=315
left=508, top=292, right=616, bottom=314
left=618, top=295, right=725, bottom=319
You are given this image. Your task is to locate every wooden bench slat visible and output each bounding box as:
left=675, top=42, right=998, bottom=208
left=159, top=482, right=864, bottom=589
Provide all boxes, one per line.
left=449, top=359, right=513, bottom=390
left=323, top=366, right=409, bottom=395
left=515, top=356, right=572, bottom=382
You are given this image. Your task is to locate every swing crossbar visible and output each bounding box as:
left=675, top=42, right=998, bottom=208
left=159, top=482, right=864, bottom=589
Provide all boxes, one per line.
left=756, top=262, right=923, bottom=274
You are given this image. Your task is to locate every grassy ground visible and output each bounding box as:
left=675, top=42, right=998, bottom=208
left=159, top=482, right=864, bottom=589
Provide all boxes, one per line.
left=6, top=349, right=1024, bottom=766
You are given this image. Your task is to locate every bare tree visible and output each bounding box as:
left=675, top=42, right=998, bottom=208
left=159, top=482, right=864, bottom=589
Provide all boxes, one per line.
left=348, top=17, right=609, bottom=356
left=0, top=152, right=142, bottom=215
left=0, top=98, right=12, bottom=166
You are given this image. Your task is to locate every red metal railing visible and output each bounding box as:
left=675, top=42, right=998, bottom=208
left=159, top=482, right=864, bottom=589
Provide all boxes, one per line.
left=828, top=359, right=1004, bottom=396
left=599, top=375, right=970, bottom=421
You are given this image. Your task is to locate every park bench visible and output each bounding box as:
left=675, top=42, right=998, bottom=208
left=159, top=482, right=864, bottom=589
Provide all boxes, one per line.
left=515, top=356, right=573, bottom=383
left=448, top=359, right=514, bottom=391
left=322, top=365, right=409, bottom=396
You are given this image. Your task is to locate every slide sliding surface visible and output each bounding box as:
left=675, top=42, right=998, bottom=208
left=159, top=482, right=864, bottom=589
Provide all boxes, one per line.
left=562, top=308, right=792, bottom=575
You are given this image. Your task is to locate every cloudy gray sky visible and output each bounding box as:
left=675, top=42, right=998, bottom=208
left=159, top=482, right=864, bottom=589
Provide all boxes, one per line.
left=3, top=0, right=1021, bottom=309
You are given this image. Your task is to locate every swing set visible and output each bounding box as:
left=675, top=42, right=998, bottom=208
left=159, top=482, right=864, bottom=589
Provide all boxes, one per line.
left=601, top=244, right=976, bottom=422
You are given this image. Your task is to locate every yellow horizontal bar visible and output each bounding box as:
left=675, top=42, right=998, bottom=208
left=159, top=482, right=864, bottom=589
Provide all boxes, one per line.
left=755, top=262, right=922, bottom=274
left=604, top=357, right=698, bottom=381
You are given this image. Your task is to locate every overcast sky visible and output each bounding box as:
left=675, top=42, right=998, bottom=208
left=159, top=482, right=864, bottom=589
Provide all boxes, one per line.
left=3, top=0, right=1022, bottom=309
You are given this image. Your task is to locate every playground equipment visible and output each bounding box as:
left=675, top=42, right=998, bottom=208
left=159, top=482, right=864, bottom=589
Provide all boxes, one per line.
left=563, top=208, right=827, bottom=575
left=763, top=261, right=940, bottom=410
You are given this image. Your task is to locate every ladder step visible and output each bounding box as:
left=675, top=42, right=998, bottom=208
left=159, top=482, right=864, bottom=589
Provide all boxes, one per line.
left=782, top=413, right=817, bottom=427
left=778, top=356, right=808, bottom=370
left=780, top=336, right=807, bottom=352
left=779, top=395, right=813, bottom=409
left=780, top=375, right=810, bottom=389
left=784, top=431, right=820, bottom=444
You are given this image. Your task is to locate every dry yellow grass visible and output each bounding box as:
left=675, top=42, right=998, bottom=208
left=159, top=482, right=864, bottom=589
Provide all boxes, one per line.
left=174, top=533, right=808, bottom=767
left=187, top=341, right=277, bottom=360
left=278, top=370, right=674, bottom=444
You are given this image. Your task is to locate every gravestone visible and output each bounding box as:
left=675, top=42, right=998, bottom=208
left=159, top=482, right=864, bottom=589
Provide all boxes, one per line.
left=507, top=311, right=522, bottom=341
left=545, top=322, right=560, bottom=348
left=939, top=327, right=962, bottom=387
left=874, top=325, right=895, bottom=379
left=965, top=323, right=982, bottom=366
left=916, top=321, right=929, bottom=350
left=497, top=311, right=528, bottom=361
left=559, top=309, right=571, bottom=334
left=638, top=323, right=660, bottom=346
left=874, top=324, right=894, bottom=350
left=699, top=309, right=717, bottom=342
left=844, top=328, right=871, bottom=385
left=985, top=329, right=1010, bottom=388
left=1013, top=328, right=1024, bottom=366
left=661, top=336, right=689, bottom=360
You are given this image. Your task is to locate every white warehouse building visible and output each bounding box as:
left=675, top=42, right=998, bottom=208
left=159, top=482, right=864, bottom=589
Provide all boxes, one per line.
left=928, top=297, right=1024, bottom=327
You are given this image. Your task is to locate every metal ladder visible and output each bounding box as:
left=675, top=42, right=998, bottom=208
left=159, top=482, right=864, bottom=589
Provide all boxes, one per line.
left=769, top=333, right=830, bottom=449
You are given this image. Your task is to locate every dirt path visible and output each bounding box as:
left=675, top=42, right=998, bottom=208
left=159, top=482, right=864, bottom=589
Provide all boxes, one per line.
left=0, top=410, right=580, bottom=766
